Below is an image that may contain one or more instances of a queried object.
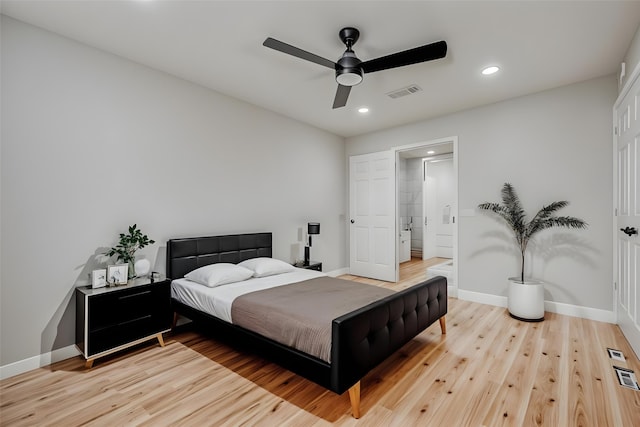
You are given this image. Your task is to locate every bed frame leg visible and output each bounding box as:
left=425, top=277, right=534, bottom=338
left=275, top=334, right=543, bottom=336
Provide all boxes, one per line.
left=348, top=381, right=361, bottom=419
left=171, top=312, right=179, bottom=330
left=439, top=316, right=446, bottom=334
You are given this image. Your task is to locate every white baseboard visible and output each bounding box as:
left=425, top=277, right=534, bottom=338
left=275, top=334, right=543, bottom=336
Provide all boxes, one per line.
left=543, top=300, right=616, bottom=323
left=457, top=289, right=508, bottom=308
left=448, top=285, right=458, bottom=298
left=327, top=267, right=350, bottom=277
left=1, top=344, right=80, bottom=380
left=456, top=290, right=615, bottom=323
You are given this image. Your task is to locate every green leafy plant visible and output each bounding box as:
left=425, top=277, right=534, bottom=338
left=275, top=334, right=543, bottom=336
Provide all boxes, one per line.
left=106, top=224, right=155, bottom=266
left=478, top=183, right=587, bottom=283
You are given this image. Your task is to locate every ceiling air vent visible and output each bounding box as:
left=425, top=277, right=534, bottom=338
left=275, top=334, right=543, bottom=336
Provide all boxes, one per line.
left=386, top=84, right=423, bottom=99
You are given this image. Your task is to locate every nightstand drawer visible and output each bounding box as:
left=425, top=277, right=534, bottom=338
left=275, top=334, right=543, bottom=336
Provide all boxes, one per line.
left=89, top=286, right=165, bottom=331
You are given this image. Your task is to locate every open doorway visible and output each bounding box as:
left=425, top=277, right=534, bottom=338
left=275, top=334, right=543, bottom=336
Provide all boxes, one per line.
left=395, top=138, right=457, bottom=296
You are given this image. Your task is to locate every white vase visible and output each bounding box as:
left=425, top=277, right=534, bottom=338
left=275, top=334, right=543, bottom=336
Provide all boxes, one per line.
left=134, top=258, right=151, bottom=277
left=507, top=277, right=545, bottom=322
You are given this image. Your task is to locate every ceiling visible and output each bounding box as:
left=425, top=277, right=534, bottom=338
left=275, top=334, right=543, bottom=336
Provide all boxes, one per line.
left=2, top=1, right=639, bottom=138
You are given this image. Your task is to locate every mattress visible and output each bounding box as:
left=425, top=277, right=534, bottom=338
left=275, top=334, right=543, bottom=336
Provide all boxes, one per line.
left=171, top=268, right=326, bottom=323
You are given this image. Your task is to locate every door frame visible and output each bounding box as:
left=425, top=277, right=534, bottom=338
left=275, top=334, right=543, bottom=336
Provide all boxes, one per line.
left=393, top=136, right=458, bottom=295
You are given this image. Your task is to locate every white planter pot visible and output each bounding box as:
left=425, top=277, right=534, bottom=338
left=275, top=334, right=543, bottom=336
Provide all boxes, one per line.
left=507, top=277, right=544, bottom=322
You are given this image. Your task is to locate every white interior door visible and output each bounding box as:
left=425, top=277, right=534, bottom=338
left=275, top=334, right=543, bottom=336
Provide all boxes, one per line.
left=424, top=158, right=454, bottom=258
left=615, top=66, right=640, bottom=359
left=349, top=151, right=397, bottom=282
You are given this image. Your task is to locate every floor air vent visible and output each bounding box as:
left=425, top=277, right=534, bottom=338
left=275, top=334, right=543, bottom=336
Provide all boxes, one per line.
left=607, top=347, right=626, bottom=362
left=386, top=84, right=422, bottom=99
left=613, top=366, right=640, bottom=390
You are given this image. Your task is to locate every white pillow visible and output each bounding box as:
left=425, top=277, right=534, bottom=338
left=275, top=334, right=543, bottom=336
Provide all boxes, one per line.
left=238, top=257, right=296, bottom=278
left=184, top=263, right=254, bottom=287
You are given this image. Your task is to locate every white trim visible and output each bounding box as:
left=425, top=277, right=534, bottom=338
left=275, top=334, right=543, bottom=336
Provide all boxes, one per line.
left=392, top=136, right=459, bottom=295
left=448, top=285, right=458, bottom=298
left=458, top=289, right=507, bottom=308
left=456, top=291, right=615, bottom=324
left=391, top=136, right=458, bottom=153
left=615, top=59, right=640, bottom=109
left=0, top=345, right=80, bottom=380
left=394, top=151, right=400, bottom=282
left=544, top=300, right=616, bottom=324
left=612, top=103, right=618, bottom=321
left=327, top=267, right=350, bottom=277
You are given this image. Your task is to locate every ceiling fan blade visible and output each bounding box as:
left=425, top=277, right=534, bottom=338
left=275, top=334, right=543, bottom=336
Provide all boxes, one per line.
left=332, top=84, right=351, bottom=109
left=263, top=37, right=336, bottom=69
left=361, top=40, right=447, bottom=74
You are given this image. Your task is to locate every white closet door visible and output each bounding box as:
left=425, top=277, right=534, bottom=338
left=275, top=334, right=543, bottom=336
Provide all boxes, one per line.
left=615, top=66, right=640, bottom=359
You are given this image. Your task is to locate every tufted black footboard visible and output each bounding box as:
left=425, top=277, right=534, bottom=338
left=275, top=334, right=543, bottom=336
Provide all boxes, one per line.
left=330, top=275, right=448, bottom=394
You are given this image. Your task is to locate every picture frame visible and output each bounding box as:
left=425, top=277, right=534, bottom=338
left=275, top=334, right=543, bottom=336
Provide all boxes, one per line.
left=107, top=264, right=128, bottom=286
left=91, top=269, right=107, bottom=289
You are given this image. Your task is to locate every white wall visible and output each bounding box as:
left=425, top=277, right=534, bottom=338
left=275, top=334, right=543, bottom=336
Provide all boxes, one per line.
left=347, top=75, right=616, bottom=312
left=0, top=17, right=346, bottom=367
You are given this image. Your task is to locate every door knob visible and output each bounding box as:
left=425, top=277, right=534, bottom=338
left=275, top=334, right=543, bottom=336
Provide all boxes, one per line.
left=620, top=226, right=638, bottom=236
left=350, top=219, right=355, bottom=224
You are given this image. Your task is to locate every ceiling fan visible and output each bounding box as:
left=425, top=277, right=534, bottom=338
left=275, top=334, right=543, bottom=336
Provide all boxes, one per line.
left=263, top=27, right=447, bottom=109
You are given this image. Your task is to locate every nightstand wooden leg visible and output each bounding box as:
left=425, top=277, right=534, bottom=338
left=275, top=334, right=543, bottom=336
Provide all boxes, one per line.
left=85, top=359, right=94, bottom=369
left=439, top=316, right=446, bottom=334
left=156, top=333, right=165, bottom=347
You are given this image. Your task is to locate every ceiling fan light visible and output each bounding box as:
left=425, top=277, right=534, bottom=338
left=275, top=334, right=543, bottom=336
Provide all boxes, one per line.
left=336, top=68, right=363, bottom=86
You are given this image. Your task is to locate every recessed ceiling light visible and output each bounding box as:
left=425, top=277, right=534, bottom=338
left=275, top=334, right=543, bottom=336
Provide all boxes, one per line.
left=358, top=107, right=369, bottom=113
left=427, top=150, right=435, bottom=154
left=482, top=66, right=500, bottom=75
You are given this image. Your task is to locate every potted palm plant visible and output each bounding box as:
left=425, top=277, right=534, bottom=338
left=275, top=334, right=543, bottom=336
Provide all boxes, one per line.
left=478, top=183, right=587, bottom=321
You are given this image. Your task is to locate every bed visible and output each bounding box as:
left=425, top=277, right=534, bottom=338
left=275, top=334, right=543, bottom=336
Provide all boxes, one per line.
left=167, top=232, right=447, bottom=418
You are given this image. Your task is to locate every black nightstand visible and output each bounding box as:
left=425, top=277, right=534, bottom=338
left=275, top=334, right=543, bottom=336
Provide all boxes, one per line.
left=75, top=277, right=172, bottom=368
left=295, top=261, right=322, bottom=272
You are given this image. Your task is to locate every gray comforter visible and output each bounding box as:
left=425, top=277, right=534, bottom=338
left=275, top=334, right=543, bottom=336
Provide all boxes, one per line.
left=231, top=276, right=395, bottom=362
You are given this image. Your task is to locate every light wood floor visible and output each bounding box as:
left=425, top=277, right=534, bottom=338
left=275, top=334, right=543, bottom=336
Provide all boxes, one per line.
left=2, top=258, right=639, bottom=426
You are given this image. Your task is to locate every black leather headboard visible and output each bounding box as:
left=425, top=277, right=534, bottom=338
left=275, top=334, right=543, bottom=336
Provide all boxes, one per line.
left=166, top=232, right=272, bottom=279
